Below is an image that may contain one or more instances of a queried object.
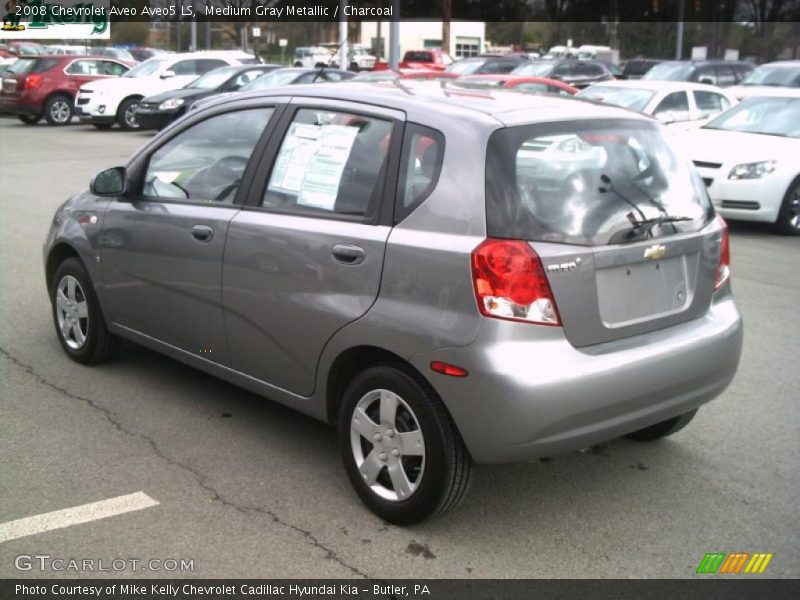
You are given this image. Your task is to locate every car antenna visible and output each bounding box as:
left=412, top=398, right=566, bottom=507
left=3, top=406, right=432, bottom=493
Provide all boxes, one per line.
left=312, top=39, right=347, bottom=83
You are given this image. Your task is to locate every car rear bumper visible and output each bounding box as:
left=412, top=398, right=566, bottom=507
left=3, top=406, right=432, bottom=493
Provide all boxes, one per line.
left=411, top=292, right=743, bottom=463
left=0, top=97, right=40, bottom=115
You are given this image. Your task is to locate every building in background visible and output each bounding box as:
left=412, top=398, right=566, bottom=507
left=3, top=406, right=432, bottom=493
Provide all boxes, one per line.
left=359, top=22, right=486, bottom=59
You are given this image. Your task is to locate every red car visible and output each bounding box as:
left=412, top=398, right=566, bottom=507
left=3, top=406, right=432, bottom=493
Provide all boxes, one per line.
left=0, top=55, right=133, bottom=125
left=374, top=49, right=455, bottom=72
left=454, top=74, right=579, bottom=96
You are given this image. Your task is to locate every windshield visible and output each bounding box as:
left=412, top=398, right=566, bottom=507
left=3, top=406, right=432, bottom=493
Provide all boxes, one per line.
left=188, top=66, right=239, bottom=89
left=511, top=63, right=555, bottom=77
left=241, top=69, right=300, bottom=90
left=123, top=59, right=168, bottom=78
left=740, top=64, right=800, bottom=87
left=445, top=59, right=483, bottom=75
left=704, top=96, right=800, bottom=138
left=577, top=86, right=655, bottom=111
left=486, top=119, right=711, bottom=246
left=643, top=63, right=695, bottom=81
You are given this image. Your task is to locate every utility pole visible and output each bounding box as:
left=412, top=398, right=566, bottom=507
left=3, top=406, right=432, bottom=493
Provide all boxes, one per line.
left=190, top=0, right=197, bottom=52
left=676, top=0, right=685, bottom=59
left=339, top=0, right=348, bottom=71
left=389, top=0, right=400, bottom=69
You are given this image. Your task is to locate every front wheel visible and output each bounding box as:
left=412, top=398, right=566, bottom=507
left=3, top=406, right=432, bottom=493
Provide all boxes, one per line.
left=338, top=365, right=472, bottom=524
left=775, top=178, right=800, bottom=236
left=626, top=410, right=698, bottom=442
left=44, top=94, right=74, bottom=125
left=51, top=257, right=119, bottom=364
left=116, top=97, right=141, bottom=131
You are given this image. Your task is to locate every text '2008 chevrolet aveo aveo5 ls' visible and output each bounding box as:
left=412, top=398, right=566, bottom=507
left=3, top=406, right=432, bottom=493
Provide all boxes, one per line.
left=44, top=83, right=743, bottom=524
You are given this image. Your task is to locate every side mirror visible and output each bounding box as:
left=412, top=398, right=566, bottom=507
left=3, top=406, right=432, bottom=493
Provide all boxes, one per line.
left=90, top=167, right=127, bottom=196
left=160, top=70, right=176, bottom=79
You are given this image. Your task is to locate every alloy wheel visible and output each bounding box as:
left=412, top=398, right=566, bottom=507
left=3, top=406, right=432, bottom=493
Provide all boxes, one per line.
left=55, top=275, right=89, bottom=350
left=349, top=388, right=425, bottom=501
left=789, top=185, right=800, bottom=230
left=50, top=99, right=71, bottom=124
left=124, top=103, right=139, bottom=129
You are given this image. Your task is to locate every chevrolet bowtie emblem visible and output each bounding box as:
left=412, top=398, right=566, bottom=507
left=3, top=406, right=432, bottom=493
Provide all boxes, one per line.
left=644, top=244, right=667, bottom=260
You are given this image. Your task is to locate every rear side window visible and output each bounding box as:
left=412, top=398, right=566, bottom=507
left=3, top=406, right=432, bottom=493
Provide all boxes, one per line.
left=693, top=91, right=731, bottom=117
left=395, top=123, right=444, bottom=223
left=485, top=119, right=712, bottom=246
left=8, top=58, right=58, bottom=75
left=654, top=91, right=689, bottom=116
left=263, top=109, right=392, bottom=219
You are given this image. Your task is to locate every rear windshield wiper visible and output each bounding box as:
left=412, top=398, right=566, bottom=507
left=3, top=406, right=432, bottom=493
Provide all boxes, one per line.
left=619, top=214, right=693, bottom=242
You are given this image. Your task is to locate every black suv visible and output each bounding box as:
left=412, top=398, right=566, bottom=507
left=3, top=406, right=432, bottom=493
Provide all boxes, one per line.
left=643, top=60, right=754, bottom=87
left=510, top=59, right=614, bottom=88
left=621, top=58, right=662, bottom=80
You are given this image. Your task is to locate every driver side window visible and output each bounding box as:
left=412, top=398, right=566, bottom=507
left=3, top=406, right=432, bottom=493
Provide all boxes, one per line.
left=142, top=108, right=274, bottom=204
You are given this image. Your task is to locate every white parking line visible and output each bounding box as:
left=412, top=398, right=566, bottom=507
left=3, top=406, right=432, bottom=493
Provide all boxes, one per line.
left=0, top=492, right=159, bottom=543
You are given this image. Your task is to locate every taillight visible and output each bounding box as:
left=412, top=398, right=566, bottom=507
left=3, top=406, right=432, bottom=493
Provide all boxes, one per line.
left=23, top=74, right=42, bottom=90
left=714, top=216, right=731, bottom=291
left=471, top=239, right=560, bottom=326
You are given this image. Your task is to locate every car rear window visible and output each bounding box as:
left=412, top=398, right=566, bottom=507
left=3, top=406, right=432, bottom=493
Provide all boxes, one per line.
left=405, top=52, right=433, bottom=62
left=485, top=119, right=713, bottom=246
left=7, top=58, right=59, bottom=75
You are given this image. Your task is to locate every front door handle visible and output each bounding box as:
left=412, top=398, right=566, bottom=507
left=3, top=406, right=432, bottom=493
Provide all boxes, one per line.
left=191, top=224, right=214, bottom=243
left=331, top=243, right=365, bottom=265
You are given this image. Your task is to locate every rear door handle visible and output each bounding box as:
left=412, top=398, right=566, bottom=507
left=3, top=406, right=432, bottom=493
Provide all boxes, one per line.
left=331, top=243, right=365, bottom=265
left=191, top=224, right=214, bottom=243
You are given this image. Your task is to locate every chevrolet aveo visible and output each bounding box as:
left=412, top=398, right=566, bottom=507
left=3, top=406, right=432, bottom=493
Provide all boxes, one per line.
left=44, top=83, right=743, bottom=524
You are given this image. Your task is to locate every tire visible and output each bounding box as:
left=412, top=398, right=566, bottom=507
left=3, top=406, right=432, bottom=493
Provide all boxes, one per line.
left=625, top=410, right=698, bottom=442
left=294, top=62, right=303, bottom=67
left=116, top=97, right=141, bottom=131
left=92, top=123, right=113, bottom=130
left=50, top=257, right=119, bottom=364
left=18, top=114, right=41, bottom=125
left=44, top=94, right=74, bottom=126
left=774, top=177, right=800, bottom=236
left=338, top=364, right=472, bottom=525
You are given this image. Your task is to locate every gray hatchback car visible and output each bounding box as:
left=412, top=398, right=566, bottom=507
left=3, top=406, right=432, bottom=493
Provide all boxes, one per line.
left=44, top=83, right=743, bottom=524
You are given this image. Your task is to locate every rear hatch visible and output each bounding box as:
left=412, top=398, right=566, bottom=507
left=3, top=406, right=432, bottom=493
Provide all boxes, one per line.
left=1, top=57, right=59, bottom=101
left=485, top=118, right=720, bottom=347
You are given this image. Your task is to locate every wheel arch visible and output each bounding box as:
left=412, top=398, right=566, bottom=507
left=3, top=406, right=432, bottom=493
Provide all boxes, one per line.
left=117, top=94, right=143, bottom=114
left=325, top=345, right=436, bottom=425
left=46, top=242, right=82, bottom=291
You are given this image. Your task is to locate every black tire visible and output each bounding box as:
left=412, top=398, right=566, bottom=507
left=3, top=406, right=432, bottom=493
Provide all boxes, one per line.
left=626, top=410, right=698, bottom=442
left=293, top=62, right=303, bottom=67
left=92, top=123, right=113, bottom=130
left=18, top=114, right=41, bottom=125
left=116, top=97, right=141, bottom=131
left=44, top=94, right=74, bottom=126
left=50, top=257, right=119, bottom=364
left=338, top=364, right=472, bottom=525
left=774, top=177, right=800, bottom=236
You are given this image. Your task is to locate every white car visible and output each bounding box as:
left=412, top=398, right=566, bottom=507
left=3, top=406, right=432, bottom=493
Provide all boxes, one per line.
left=577, top=80, right=737, bottom=129
left=727, top=60, right=800, bottom=100
left=675, top=91, right=800, bottom=234
left=75, top=50, right=257, bottom=130
left=293, top=47, right=332, bottom=69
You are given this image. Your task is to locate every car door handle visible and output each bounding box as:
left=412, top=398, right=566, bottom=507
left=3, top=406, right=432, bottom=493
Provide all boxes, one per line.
left=331, top=243, right=365, bottom=265
left=191, top=225, right=214, bottom=243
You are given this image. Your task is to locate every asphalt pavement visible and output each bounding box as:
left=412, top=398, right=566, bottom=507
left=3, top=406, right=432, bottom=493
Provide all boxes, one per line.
left=0, top=118, right=798, bottom=579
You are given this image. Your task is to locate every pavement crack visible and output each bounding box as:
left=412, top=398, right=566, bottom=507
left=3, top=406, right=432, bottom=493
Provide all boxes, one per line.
left=0, top=346, right=368, bottom=579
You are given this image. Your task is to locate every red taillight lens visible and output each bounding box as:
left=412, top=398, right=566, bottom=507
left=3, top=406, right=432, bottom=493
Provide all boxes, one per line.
left=23, top=74, right=42, bottom=90
left=471, top=239, right=560, bottom=326
left=714, top=216, right=731, bottom=291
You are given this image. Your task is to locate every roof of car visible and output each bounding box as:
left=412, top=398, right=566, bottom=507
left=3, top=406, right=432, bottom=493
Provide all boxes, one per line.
left=222, top=80, right=651, bottom=127
left=658, top=60, right=752, bottom=66
left=583, top=80, right=730, bottom=93
left=759, top=60, right=800, bottom=67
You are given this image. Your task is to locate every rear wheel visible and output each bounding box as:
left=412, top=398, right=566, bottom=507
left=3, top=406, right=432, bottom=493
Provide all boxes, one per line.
left=18, top=114, right=41, bottom=125
left=338, top=364, right=472, bottom=524
left=116, top=97, right=141, bottom=131
left=51, top=257, right=119, bottom=364
left=775, top=178, right=800, bottom=236
left=44, top=94, right=73, bottom=125
left=626, top=410, right=698, bottom=442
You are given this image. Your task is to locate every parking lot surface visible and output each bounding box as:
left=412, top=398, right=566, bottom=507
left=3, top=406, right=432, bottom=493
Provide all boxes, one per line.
left=1, top=118, right=798, bottom=578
